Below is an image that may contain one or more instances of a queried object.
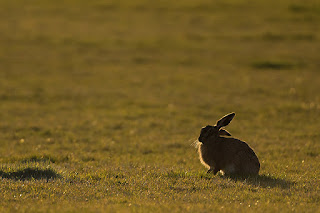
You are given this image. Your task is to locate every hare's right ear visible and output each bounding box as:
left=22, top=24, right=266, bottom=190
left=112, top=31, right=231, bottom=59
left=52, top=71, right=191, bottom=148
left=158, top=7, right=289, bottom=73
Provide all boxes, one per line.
left=216, top=112, right=235, bottom=129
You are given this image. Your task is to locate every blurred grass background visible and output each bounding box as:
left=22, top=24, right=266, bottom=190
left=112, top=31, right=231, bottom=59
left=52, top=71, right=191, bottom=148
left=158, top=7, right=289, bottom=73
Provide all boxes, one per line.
left=0, top=0, right=319, bottom=212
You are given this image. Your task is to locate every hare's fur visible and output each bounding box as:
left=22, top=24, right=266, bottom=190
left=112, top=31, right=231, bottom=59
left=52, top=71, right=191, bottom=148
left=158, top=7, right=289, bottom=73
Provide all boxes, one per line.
left=197, top=113, right=260, bottom=176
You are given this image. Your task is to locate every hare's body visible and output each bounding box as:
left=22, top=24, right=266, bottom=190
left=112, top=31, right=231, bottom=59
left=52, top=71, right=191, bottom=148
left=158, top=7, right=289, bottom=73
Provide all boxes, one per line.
left=198, top=137, right=260, bottom=175
left=197, top=113, right=260, bottom=176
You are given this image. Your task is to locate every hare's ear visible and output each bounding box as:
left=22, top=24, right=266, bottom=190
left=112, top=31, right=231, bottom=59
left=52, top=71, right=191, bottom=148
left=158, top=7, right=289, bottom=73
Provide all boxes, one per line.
left=219, top=129, right=231, bottom=136
left=216, top=112, right=235, bottom=129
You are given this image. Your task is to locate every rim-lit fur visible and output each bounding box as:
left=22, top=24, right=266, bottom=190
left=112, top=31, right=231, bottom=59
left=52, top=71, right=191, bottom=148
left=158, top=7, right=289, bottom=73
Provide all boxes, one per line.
left=197, top=113, right=260, bottom=176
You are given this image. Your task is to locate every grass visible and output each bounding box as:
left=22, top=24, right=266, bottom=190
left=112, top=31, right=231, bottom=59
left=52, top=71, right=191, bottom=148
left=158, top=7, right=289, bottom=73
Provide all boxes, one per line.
left=0, top=0, right=320, bottom=212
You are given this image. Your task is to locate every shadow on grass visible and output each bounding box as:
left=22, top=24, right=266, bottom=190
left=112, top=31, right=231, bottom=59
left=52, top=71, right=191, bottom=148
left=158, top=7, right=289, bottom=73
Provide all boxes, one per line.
left=251, top=61, right=296, bottom=70
left=223, top=174, right=295, bottom=189
left=0, top=168, right=60, bottom=181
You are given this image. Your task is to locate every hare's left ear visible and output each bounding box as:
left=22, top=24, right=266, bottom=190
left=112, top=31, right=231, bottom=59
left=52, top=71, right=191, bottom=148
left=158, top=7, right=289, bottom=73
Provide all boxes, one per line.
left=216, top=112, right=235, bottom=129
left=219, top=129, right=231, bottom=136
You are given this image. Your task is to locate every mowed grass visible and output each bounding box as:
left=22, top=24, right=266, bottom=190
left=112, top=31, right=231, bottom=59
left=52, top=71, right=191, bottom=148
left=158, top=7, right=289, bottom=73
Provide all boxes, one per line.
left=0, top=0, right=319, bottom=212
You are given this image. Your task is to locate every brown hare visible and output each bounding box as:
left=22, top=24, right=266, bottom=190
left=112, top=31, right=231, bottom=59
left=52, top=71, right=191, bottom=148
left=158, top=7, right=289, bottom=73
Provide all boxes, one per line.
left=197, top=112, right=260, bottom=176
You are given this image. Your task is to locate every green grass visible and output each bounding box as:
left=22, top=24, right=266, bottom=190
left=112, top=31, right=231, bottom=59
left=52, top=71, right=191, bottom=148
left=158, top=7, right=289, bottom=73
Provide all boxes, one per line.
left=0, top=0, right=319, bottom=212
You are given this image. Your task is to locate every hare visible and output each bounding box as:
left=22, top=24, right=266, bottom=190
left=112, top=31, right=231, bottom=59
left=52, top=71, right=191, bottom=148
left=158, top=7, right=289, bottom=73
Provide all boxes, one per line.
left=197, top=112, right=260, bottom=176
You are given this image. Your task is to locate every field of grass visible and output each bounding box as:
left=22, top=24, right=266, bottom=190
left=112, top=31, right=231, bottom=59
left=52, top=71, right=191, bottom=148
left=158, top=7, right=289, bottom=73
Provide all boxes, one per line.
left=0, top=0, right=319, bottom=212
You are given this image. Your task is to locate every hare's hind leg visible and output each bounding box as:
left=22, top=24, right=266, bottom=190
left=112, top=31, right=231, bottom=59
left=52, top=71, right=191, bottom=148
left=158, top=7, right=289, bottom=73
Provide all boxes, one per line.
left=223, top=164, right=236, bottom=175
left=234, top=150, right=259, bottom=176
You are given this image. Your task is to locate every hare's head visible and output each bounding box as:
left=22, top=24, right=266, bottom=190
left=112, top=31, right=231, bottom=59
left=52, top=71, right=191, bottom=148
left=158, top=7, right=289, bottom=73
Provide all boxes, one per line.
left=198, top=112, right=235, bottom=144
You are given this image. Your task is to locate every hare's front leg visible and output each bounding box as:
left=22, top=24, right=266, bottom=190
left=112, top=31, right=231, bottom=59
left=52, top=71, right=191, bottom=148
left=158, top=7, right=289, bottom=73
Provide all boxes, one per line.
left=207, top=167, right=220, bottom=175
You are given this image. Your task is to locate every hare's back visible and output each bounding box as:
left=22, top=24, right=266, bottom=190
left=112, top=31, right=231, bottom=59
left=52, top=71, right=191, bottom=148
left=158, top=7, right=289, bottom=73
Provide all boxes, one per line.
left=219, top=137, right=254, bottom=154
